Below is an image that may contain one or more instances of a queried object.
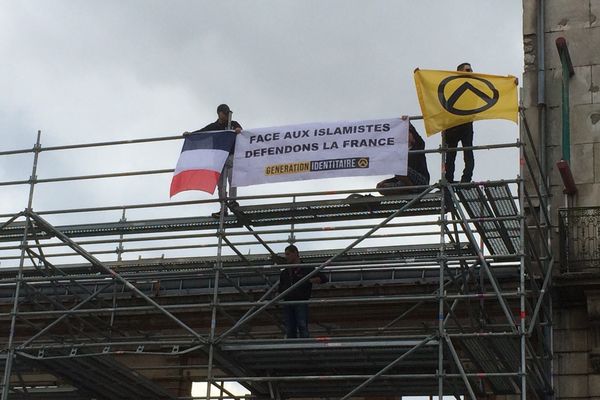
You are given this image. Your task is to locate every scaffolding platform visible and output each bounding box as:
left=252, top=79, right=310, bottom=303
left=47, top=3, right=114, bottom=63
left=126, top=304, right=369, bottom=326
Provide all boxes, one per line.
left=0, top=192, right=442, bottom=242
left=220, top=336, right=449, bottom=398
left=456, top=183, right=521, bottom=255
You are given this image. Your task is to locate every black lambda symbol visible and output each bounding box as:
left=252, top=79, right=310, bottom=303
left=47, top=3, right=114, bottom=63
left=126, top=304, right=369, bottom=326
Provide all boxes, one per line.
left=357, top=158, right=369, bottom=168
left=437, top=76, right=499, bottom=115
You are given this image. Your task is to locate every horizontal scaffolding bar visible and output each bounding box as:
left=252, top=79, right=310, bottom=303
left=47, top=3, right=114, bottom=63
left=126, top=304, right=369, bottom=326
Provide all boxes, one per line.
left=210, top=372, right=521, bottom=382
left=0, top=291, right=524, bottom=318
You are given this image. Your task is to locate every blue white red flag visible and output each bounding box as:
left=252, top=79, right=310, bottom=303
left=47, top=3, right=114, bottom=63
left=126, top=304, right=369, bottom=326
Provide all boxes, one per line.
left=170, top=130, right=236, bottom=197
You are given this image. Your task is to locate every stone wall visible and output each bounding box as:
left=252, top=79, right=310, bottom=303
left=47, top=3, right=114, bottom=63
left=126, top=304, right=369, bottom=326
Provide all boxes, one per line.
left=523, top=0, right=600, bottom=209
left=523, top=1, right=600, bottom=399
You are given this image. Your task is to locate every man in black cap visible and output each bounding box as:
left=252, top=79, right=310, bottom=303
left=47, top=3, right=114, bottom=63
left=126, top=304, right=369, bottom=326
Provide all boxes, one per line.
left=443, top=63, right=475, bottom=183
left=187, top=104, right=242, bottom=217
left=200, top=104, right=242, bottom=134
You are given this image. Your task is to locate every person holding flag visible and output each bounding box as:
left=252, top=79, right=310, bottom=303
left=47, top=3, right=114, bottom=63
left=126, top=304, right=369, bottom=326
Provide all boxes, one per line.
left=376, top=123, right=430, bottom=194
left=197, top=104, right=242, bottom=217
left=443, top=62, right=475, bottom=183
left=171, top=105, right=242, bottom=216
left=172, top=104, right=242, bottom=217
left=413, top=62, right=518, bottom=184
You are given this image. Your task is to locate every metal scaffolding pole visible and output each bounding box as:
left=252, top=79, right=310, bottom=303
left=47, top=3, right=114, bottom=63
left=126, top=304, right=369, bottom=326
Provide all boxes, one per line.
left=445, top=334, right=477, bottom=400
left=207, top=177, right=227, bottom=400
left=520, top=148, right=528, bottom=399
left=438, top=138, right=448, bottom=399
left=1, top=131, right=41, bottom=400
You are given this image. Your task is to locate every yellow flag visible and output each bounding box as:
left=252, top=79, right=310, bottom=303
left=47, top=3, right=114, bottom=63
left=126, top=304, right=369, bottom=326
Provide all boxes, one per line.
left=414, top=69, right=518, bottom=136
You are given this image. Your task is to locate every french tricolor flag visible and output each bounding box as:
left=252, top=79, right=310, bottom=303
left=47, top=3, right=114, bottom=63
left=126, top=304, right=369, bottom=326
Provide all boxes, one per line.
left=170, top=130, right=236, bottom=197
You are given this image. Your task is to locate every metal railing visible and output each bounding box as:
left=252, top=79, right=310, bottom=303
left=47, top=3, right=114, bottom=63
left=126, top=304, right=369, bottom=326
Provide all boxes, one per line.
left=559, top=207, right=600, bottom=272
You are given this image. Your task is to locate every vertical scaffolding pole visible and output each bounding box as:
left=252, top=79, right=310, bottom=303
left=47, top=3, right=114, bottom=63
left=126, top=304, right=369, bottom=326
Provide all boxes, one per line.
left=518, top=133, right=528, bottom=400
left=438, top=136, right=448, bottom=398
left=110, top=208, right=127, bottom=337
left=1, top=131, right=42, bottom=400
left=206, top=222, right=224, bottom=400
left=204, top=110, right=236, bottom=400
left=520, top=155, right=528, bottom=398
left=207, top=111, right=231, bottom=399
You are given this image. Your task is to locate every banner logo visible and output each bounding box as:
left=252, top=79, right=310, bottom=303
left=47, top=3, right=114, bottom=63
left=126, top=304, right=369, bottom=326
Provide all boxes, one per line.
left=310, top=157, right=369, bottom=172
left=265, top=157, right=371, bottom=176
left=437, top=76, right=499, bottom=116
left=265, top=162, right=310, bottom=176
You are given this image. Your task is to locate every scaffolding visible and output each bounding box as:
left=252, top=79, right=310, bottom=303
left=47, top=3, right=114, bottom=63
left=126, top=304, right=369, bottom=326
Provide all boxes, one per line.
left=0, top=115, right=554, bottom=400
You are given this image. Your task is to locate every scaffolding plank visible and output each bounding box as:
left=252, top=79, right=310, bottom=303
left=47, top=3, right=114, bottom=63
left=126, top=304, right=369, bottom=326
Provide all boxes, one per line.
left=0, top=192, right=442, bottom=242
left=460, top=336, right=519, bottom=394
left=485, top=184, right=521, bottom=254
left=456, top=184, right=519, bottom=255
left=0, top=242, right=475, bottom=279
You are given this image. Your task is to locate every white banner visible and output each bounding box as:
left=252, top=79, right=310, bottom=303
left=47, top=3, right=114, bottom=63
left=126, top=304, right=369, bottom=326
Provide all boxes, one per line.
left=232, top=118, right=408, bottom=187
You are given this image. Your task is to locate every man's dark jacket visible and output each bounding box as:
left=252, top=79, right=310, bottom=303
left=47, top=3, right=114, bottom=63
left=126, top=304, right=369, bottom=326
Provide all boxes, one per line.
left=276, top=257, right=328, bottom=301
left=199, top=120, right=242, bottom=132
left=408, top=125, right=430, bottom=183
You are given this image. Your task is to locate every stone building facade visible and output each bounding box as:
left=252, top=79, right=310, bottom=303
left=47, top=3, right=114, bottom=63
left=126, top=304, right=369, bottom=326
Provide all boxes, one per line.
left=522, top=1, right=600, bottom=398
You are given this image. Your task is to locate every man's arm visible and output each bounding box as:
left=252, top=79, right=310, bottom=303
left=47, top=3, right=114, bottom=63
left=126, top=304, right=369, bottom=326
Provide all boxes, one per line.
left=309, top=269, right=328, bottom=284
left=278, top=268, right=287, bottom=294
left=198, top=122, right=218, bottom=132
left=232, top=120, right=242, bottom=134
left=183, top=122, right=217, bottom=136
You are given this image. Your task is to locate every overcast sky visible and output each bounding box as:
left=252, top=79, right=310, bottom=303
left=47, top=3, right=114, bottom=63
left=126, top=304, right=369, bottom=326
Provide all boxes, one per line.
left=0, top=0, right=524, bottom=260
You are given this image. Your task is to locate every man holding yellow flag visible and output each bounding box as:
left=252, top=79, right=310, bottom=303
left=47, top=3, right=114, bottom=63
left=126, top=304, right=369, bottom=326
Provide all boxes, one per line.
left=413, top=62, right=518, bottom=182
left=444, top=62, right=476, bottom=183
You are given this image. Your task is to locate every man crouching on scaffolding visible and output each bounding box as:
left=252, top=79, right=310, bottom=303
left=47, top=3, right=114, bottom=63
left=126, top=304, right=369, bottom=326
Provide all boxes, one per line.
left=273, top=245, right=328, bottom=338
left=376, top=123, right=430, bottom=195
